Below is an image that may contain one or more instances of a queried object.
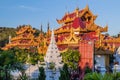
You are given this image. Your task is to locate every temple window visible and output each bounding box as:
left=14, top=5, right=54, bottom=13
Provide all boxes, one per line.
left=81, top=16, right=86, bottom=21
left=104, top=42, right=107, bottom=46
left=88, top=16, right=91, bottom=21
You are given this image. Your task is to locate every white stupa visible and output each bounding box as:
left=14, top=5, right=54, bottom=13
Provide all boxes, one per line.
left=44, top=30, right=63, bottom=80
left=114, top=47, right=120, bottom=62
left=113, top=47, right=120, bottom=72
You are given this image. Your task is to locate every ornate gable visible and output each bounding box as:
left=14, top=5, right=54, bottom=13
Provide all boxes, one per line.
left=64, top=28, right=80, bottom=44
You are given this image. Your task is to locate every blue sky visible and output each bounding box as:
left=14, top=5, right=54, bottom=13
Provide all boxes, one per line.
left=0, top=0, right=120, bottom=35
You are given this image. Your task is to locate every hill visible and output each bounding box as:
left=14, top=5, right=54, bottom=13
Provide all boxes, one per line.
left=0, top=27, right=16, bottom=47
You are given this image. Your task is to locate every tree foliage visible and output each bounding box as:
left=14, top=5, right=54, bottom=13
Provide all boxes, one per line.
left=0, top=49, right=22, bottom=79
left=38, top=67, right=46, bottom=80
left=84, top=72, right=120, bottom=80
left=12, top=47, right=44, bottom=65
left=59, top=64, right=70, bottom=80
left=0, top=27, right=16, bottom=47
left=61, top=49, right=80, bottom=70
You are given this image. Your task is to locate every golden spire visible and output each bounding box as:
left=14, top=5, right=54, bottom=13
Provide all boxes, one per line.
left=40, top=24, right=43, bottom=33
left=75, top=7, right=79, bottom=17
left=47, top=22, right=50, bottom=32
left=85, top=5, right=89, bottom=11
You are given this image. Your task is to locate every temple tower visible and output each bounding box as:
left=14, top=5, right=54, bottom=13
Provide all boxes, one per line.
left=44, top=30, right=62, bottom=80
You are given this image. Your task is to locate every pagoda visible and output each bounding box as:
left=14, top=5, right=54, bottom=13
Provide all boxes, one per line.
left=54, top=5, right=120, bottom=70
left=54, top=5, right=108, bottom=52
left=2, top=25, right=38, bottom=50
left=44, top=30, right=62, bottom=80
left=36, top=24, right=48, bottom=54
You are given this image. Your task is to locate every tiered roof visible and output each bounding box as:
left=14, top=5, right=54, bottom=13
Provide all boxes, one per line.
left=2, top=25, right=38, bottom=50
left=56, top=5, right=108, bottom=33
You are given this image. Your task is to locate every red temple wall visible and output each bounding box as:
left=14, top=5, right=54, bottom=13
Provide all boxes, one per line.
left=79, top=40, right=94, bottom=70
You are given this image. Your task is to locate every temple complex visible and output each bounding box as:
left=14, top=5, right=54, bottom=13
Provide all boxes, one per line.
left=2, top=5, right=120, bottom=70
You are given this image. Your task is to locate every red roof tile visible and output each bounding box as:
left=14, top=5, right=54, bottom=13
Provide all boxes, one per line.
left=82, top=32, right=98, bottom=40
left=58, top=9, right=84, bottom=22
left=72, top=17, right=85, bottom=29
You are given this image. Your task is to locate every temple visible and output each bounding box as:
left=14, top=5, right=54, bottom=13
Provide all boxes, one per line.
left=2, top=25, right=38, bottom=50
left=55, top=6, right=108, bottom=51
left=2, top=5, right=120, bottom=70
left=54, top=6, right=120, bottom=68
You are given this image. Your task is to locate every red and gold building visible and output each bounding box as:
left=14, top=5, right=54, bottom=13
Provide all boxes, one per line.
left=2, top=25, right=38, bottom=50
left=54, top=5, right=120, bottom=68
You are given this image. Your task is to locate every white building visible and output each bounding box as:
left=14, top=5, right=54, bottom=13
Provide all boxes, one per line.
left=113, top=47, right=120, bottom=72
left=44, top=30, right=63, bottom=80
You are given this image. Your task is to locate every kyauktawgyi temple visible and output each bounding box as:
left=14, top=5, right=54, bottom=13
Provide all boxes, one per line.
left=2, top=5, right=120, bottom=71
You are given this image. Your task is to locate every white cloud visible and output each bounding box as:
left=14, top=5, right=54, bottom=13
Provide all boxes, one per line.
left=19, top=5, right=39, bottom=11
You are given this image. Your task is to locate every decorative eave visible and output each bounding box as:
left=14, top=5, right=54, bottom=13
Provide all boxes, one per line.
left=95, top=48, right=114, bottom=55
left=56, top=7, right=81, bottom=24
left=103, top=37, right=120, bottom=43
left=56, top=17, right=74, bottom=24
left=93, top=15, right=97, bottom=20
left=63, top=28, right=80, bottom=44
left=99, top=25, right=108, bottom=32
left=16, top=25, right=35, bottom=35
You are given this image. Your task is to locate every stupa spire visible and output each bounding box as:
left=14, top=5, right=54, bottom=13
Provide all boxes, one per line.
left=45, top=30, right=62, bottom=68
left=44, top=30, right=63, bottom=80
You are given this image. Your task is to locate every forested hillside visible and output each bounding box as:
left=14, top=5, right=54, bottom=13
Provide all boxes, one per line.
left=0, top=27, right=16, bottom=47
left=0, top=26, right=41, bottom=48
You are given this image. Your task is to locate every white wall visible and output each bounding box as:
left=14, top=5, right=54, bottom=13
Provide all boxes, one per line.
left=95, top=55, right=105, bottom=67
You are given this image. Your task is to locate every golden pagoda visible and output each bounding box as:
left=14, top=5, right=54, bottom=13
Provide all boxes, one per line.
left=36, top=24, right=48, bottom=54
left=54, top=5, right=108, bottom=51
left=2, top=25, right=38, bottom=50
left=54, top=5, right=120, bottom=68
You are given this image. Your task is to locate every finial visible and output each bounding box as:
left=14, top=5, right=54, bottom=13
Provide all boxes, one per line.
left=40, top=24, right=43, bottom=32
left=9, top=35, right=11, bottom=43
left=47, top=22, right=50, bottom=31
left=75, top=7, right=79, bottom=17
left=76, top=7, right=79, bottom=11
left=85, top=5, right=89, bottom=10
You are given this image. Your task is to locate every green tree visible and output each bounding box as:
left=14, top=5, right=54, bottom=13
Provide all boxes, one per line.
left=61, top=49, right=80, bottom=70
left=0, top=27, right=16, bottom=47
left=84, top=65, right=92, bottom=74
left=84, top=72, right=120, bottom=80
left=11, top=47, right=29, bottom=63
left=0, top=49, right=22, bottom=80
left=38, top=67, right=46, bottom=80
left=59, top=64, right=70, bottom=80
